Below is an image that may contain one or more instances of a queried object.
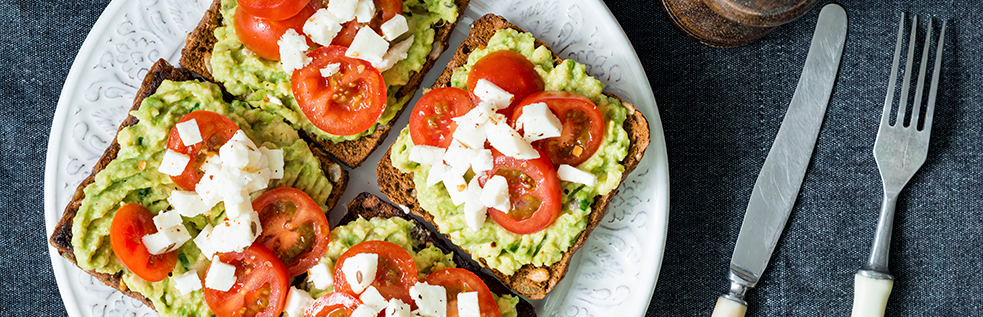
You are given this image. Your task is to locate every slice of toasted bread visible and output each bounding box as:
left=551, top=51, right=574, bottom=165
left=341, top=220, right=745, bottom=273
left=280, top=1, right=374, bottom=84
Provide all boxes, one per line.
left=375, top=14, right=652, bottom=300
left=180, top=0, right=471, bottom=168
left=343, top=192, right=537, bottom=316
left=49, top=58, right=350, bottom=311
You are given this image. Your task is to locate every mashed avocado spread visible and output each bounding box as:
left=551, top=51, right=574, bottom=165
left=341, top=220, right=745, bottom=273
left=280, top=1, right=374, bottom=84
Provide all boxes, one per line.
left=70, top=80, right=334, bottom=316
left=391, top=29, right=631, bottom=275
left=211, top=0, right=459, bottom=142
left=303, top=216, right=521, bottom=317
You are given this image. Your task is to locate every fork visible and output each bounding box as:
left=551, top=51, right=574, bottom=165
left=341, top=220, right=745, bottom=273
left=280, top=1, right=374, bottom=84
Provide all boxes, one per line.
left=850, top=13, right=946, bottom=317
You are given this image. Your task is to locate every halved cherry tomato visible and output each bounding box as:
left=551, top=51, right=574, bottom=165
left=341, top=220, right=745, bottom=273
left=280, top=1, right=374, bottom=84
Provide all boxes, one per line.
left=334, top=240, right=418, bottom=306
left=466, top=50, right=545, bottom=117
left=252, top=187, right=330, bottom=277
left=511, top=91, right=605, bottom=166
left=165, top=111, right=239, bottom=191
left=304, top=292, right=362, bottom=317
left=292, top=45, right=387, bottom=136
left=238, top=0, right=312, bottom=21
left=409, top=87, right=477, bottom=148
left=204, top=244, right=290, bottom=317
left=234, top=0, right=317, bottom=61
left=109, top=203, right=177, bottom=282
left=330, top=0, right=404, bottom=47
left=479, top=152, right=561, bottom=234
left=423, top=268, right=502, bottom=317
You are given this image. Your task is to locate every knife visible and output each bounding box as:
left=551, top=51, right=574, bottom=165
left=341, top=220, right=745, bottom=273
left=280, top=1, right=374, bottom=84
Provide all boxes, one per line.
left=710, top=4, right=847, bottom=317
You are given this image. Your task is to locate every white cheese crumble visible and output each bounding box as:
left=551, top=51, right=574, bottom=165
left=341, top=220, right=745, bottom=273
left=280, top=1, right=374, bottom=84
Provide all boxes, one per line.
left=175, top=119, right=202, bottom=146
left=279, top=29, right=311, bottom=73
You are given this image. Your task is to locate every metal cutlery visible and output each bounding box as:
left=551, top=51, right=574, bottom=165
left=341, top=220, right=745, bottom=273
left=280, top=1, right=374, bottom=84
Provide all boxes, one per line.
left=851, top=13, right=946, bottom=317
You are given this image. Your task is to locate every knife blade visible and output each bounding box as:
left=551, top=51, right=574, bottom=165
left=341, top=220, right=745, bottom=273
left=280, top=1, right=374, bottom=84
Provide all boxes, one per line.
left=711, top=4, right=847, bottom=317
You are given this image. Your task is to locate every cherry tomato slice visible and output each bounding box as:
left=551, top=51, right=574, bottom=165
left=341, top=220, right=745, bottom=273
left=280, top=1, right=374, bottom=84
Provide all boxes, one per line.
left=109, top=203, right=177, bottom=282
left=304, top=292, right=362, bottom=317
left=479, top=152, right=561, bottom=234
left=234, top=0, right=317, bottom=61
left=423, top=268, right=502, bottom=317
left=238, top=0, right=312, bottom=21
left=334, top=240, right=418, bottom=306
left=292, top=45, right=387, bottom=136
left=165, top=111, right=239, bottom=191
left=408, top=87, right=478, bottom=148
left=204, top=244, right=290, bottom=317
left=330, top=0, right=403, bottom=47
left=511, top=91, right=605, bottom=167
left=252, top=187, right=330, bottom=277
left=466, top=50, right=545, bottom=117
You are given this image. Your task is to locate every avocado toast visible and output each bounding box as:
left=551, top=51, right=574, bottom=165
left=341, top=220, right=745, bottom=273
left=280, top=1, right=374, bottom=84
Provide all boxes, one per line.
left=376, top=14, right=651, bottom=299
left=180, top=0, right=471, bottom=167
left=49, top=59, right=349, bottom=315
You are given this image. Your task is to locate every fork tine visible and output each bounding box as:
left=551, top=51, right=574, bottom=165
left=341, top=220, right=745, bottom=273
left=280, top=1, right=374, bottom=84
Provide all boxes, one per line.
left=910, top=18, right=933, bottom=129
left=882, top=13, right=906, bottom=127
left=923, top=20, right=946, bottom=132
left=896, top=15, right=919, bottom=127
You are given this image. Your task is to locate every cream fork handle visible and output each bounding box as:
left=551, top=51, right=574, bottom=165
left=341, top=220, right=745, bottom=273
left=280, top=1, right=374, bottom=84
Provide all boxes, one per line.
left=851, top=273, right=894, bottom=317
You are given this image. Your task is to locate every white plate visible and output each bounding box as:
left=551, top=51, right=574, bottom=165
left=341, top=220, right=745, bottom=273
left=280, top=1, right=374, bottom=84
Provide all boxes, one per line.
left=43, top=0, right=670, bottom=315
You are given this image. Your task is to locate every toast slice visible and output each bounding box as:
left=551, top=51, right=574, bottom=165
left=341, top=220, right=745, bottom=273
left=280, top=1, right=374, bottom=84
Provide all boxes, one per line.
left=48, top=58, right=350, bottom=311
left=376, top=14, right=651, bottom=299
left=180, top=0, right=471, bottom=168
left=343, top=192, right=536, bottom=316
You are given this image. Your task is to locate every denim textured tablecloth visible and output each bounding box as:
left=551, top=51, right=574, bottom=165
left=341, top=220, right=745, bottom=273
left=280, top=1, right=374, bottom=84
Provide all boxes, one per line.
left=3, top=0, right=981, bottom=315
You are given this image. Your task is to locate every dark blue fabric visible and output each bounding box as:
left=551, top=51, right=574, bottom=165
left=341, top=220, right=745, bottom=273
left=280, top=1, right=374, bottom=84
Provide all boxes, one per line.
left=3, top=0, right=981, bottom=316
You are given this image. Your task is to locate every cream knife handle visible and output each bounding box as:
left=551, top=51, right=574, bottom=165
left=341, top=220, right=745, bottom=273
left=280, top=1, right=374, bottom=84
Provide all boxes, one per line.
left=851, top=272, right=894, bottom=317
left=712, top=296, right=747, bottom=317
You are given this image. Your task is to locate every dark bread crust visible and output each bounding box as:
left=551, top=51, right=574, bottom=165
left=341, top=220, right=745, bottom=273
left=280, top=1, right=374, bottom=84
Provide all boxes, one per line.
left=180, top=0, right=472, bottom=168
left=376, top=14, right=651, bottom=300
left=48, top=58, right=350, bottom=311
left=344, top=192, right=536, bottom=316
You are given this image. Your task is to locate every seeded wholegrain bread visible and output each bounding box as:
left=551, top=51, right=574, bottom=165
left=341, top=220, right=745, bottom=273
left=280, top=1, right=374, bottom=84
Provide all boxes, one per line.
left=343, top=192, right=536, bottom=316
left=375, top=14, right=651, bottom=300
left=180, top=0, right=471, bottom=168
left=48, top=58, right=350, bottom=311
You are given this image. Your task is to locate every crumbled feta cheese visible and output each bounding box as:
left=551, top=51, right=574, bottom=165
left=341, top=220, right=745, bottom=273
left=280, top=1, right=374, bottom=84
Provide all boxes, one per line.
left=308, top=259, right=334, bottom=289
left=409, top=145, right=445, bottom=166
left=441, top=171, right=468, bottom=206
left=260, top=148, right=284, bottom=179
left=152, top=209, right=183, bottom=231
left=142, top=225, right=191, bottom=255
left=342, top=253, right=378, bottom=294
left=172, top=269, right=202, bottom=295
left=304, top=9, right=344, bottom=46
left=385, top=298, right=411, bottom=317
left=463, top=177, right=487, bottom=231
left=205, top=259, right=237, bottom=292
left=380, top=14, right=408, bottom=41
left=326, top=0, right=357, bottom=21
left=279, top=29, right=311, bottom=73
left=360, top=286, right=388, bottom=312
left=210, top=210, right=262, bottom=253
left=471, top=149, right=493, bottom=174
left=473, top=79, right=513, bottom=111
left=319, top=62, right=342, bottom=77
left=457, top=291, right=481, bottom=317
left=443, top=141, right=476, bottom=176
left=175, top=119, right=202, bottom=146
left=158, top=149, right=190, bottom=176
left=194, top=224, right=217, bottom=259
left=426, top=162, right=449, bottom=188
left=515, top=102, right=562, bottom=142
left=220, top=133, right=252, bottom=169
left=284, top=286, right=314, bottom=317
left=241, top=168, right=272, bottom=193
left=353, top=0, right=376, bottom=23
left=168, top=190, right=210, bottom=217
left=223, top=193, right=254, bottom=219
left=195, top=173, right=223, bottom=209
left=480, top=175, right=510, bottom=212
left=345, top=27, right=388, bottom=66
left=409, top=282, right=446, bottom=317
left=557, top=164, right=597, bottom=186
left=486, top=120, right=540, bottom=159
left=375, top=35, right=415, bottom=72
